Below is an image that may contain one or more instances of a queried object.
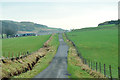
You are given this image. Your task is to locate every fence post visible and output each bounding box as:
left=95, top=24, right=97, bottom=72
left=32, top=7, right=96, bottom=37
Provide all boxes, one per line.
left=17, top=52, right=18, bottom=57
left=109, top=65, right=112, bottom=80
left=19, top=52, right=20, bottom=57
left=118, top=67, right=120, bottom=79
left=89, top=60, right=90, bottom=68
left=13, top=52, right=14, bottom=57
left=23, top=52, right=25, bottom=55
left=104, top=64, right=106, bottom=77
left=4, top=52, right=5, bottom=57
left=16, top=52, right=17, bottom=57
left=96, top=62, right=97, bottom=71
left=83, top=58, right=85, bottom=64
left=81, top=58, right=83, bottom=63
left=85, top=59, right=87, bottom=64
left=99, top=62, right=101, bottom=73
left=93, top=61, right=95, bottom=70
left=12, top=52, right=13, bottom=57
left=91, top=61, right=92, bottom=70
left=2, top=52, right=3, bottom=57
left=8, top=52, right=10, bottom=58
left=22, top=52, right=23, bottom=56
left=86, top=59, right=87, bottom=65
left=27, top=51, right=29, bottom=54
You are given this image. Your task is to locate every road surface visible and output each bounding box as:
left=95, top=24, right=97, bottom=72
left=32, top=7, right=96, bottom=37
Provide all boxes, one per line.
left=34, top=34, right=69, bottom=78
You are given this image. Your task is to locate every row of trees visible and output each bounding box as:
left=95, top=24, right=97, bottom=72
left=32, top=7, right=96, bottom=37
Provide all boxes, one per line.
left=0, top=21, right=18, bottom=38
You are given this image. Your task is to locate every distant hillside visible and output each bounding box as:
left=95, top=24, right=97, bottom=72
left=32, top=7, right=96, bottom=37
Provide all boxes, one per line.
left=98, top=20, right=119, bottom=26
left=1, top=20, right=64, bottom=34
left=71, top=20, right=118, bottom=32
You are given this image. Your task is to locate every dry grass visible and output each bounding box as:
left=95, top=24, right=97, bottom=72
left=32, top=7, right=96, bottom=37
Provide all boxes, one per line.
left=1, top=34, right=54, bottom=79
left=13, top=33, right=59, bottom=78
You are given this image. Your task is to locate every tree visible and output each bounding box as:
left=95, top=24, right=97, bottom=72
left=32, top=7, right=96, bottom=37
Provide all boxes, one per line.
left=2, top=21, right=18, bottom=38
left=0, top=21, right=3, bottom=38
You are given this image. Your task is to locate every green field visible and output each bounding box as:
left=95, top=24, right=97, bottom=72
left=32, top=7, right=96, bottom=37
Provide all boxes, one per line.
left=2, top=35, right=51, bottom=57
left=66, top=26, right=118, bottom=78
left=0, top=39, right=1, bottom=57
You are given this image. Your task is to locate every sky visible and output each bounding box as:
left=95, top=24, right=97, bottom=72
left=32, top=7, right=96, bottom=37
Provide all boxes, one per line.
left=0, top=0, right=118, bottom=30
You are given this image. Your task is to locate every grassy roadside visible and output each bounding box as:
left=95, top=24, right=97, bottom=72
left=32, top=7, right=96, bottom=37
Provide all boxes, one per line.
left=63, top=33, right=104, bottom=78
left=13, top=34, right=59, bottom=78
left=63, top=33, right=92, bottom=78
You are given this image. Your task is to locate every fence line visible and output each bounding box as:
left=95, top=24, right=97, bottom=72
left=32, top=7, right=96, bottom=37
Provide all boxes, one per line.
left=64, top=33, right=118, bottom=79
left=1, top=51, right=32, bottom=62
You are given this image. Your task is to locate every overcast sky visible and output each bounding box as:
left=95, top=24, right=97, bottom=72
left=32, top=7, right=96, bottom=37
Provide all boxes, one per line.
left=0, top=0, right=118, bottom=30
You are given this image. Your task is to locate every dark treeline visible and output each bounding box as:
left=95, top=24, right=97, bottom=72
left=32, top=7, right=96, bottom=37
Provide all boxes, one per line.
left=98, top=20, right=119, bottom=26
left=2, top=21, right=18, bottom=38
left=0, top=20, right=48, bottom=38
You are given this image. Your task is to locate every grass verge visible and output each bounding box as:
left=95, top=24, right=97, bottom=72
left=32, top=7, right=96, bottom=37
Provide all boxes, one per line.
left=63, top=33, right=104, bottom=78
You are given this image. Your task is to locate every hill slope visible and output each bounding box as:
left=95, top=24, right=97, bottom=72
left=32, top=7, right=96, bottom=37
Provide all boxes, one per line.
left=72, top=20, right=118, bottom=32
left=1, top=20, right=64, bottom=34
left=98, top=20, right=119, bottom=26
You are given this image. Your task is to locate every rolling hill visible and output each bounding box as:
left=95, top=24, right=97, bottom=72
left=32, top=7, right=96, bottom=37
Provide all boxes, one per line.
left=0, top=20, right=65, bottom=34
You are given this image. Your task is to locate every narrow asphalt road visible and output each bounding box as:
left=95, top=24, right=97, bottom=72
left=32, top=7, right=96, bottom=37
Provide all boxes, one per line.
left=34, top=34, right=69, bottom=78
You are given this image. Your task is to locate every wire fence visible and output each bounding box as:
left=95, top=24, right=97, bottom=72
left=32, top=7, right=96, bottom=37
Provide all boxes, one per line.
left=65, top=33, right=118, bottom=79
left=1, top=51, right=32, bottom=61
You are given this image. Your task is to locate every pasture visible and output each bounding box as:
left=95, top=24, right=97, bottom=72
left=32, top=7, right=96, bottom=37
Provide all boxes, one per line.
left=66, top=27, right=118, bottom=78
left=2, top=35, right=51, bottom=57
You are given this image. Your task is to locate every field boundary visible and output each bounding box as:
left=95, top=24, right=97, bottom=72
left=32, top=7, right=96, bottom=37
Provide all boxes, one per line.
left=64, top=33, right=116, bottom=79
left=1, top=34, right=52, bottom=61
left=1, top=34, right=54, bottom=79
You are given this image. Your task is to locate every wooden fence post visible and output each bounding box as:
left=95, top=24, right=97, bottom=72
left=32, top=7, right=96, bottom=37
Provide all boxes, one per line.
left=104, top=64, right=106, bottom=77
left=27, top=51, right=29, bottom=54
left=22, top=52, right=23, bottom=56
left=83, top=58, right=84, bottom=64
left=86, top=59, right=87, bottom=65
left=19, top=52, right=20, bottom=57
left=96, top=62, right=97, bottom=71
left=91, top=61, right=92, bottom=70
left=85, top=59, right=87, bottom=64
left=5, top=52, right=6, bottom=57
left=89, top=60, right=90, bottom=68
left=84, top=58, right=85, bottom=64
left=16, top=52, right=17, bottom=57
left=118, top=67, right=120, bottom=80
left=12, top=52, right=13, bottom=57
left=109, top=65, right=112, bottom=80
left=8, top=52, right=10, bottom=58
left=93, top=61, right=95, bottom=70
left=24, top=52, right=25, bottom=55
left=99, top=62, right=101, bottom=73
left=4, top=52, right=5, bottom=57
left=81, top=58, right=83, bottom=63
left=17, top=52, right=18, bottom=57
